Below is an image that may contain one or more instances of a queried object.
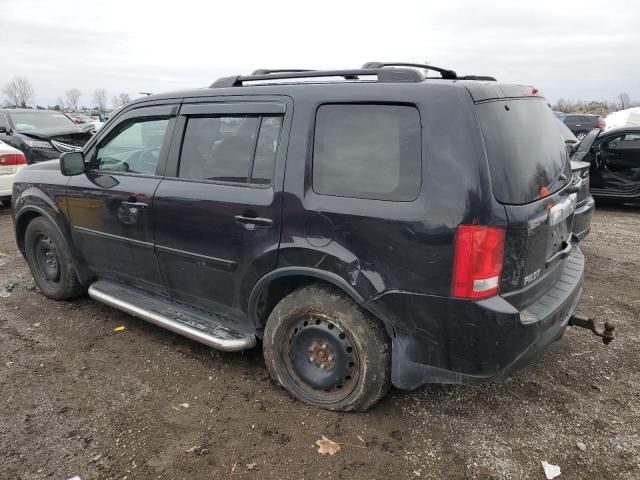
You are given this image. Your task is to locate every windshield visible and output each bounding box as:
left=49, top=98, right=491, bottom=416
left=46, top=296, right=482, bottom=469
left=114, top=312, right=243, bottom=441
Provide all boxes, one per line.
left=477, top=98, right=571, bottom=204
left=10, top=111, right=77, bottom=132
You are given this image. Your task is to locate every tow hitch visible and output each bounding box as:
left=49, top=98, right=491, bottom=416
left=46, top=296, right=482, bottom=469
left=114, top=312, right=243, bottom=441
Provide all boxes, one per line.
left=569, top=314, right=616, bottom=345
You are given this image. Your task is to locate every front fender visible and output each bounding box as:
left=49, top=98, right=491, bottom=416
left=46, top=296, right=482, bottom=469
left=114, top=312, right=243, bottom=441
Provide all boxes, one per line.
left=12, top=184, right=90, bottom=285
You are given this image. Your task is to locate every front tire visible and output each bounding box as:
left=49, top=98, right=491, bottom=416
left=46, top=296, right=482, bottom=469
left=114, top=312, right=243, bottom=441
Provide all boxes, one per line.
left=24, top=217, right=84, bottom=300
left=263, top=285, right=391, bottom=411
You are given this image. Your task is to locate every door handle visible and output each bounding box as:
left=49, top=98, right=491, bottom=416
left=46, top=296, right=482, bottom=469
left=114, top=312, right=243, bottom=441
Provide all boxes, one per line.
left=123, top=200, right=149, bottom=209
left=234, top=215, right=273, bottom=227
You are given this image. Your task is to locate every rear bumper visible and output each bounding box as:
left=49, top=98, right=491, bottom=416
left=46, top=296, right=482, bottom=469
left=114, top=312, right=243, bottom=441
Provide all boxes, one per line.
left=368, top=248, right=585, bottom=389
left=0, top=173, right=17, bottom=197
left=573, top=195, right=595, bottom=241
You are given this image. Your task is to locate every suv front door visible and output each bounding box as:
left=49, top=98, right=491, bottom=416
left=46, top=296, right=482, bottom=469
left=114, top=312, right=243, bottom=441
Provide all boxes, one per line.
left=152, top=98, right=291, bottom=320
left=67, top=104, right=177, bottom=293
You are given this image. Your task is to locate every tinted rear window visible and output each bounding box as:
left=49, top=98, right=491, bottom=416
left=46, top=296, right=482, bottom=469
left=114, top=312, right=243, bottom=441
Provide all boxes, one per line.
left=477, top=99, right=570, bottom=204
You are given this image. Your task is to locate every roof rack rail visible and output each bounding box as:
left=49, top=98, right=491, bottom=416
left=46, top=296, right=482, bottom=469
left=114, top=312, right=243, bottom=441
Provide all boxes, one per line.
left=210, top=67, right=425, bottom=88
left=362, top=62, right=457, bottom=80
left=251, top=68, right=315, bottom=75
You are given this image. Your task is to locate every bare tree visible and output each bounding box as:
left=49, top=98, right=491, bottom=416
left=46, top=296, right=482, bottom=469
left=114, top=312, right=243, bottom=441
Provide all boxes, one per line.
left=616, top=93, right=631, bottom=110
left=65, top=89, right=82, bottom=111
left=2, top=76, right=34, bottom=107
left=56, top=96, right=65, bottom=110
left=93, top=88, right=107, bottom=112
left=112, top=93, right=131, bottom=109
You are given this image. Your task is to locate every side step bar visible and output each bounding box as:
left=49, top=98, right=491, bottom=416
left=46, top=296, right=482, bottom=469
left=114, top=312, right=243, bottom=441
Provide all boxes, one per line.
left=88, top=280, right=256, bottom=352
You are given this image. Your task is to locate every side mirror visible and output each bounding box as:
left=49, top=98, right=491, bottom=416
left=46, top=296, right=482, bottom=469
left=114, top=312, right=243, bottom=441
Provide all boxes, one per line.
left=60, top=151, right=86, bottom=176
left=0, top=125, right=8, bottom=134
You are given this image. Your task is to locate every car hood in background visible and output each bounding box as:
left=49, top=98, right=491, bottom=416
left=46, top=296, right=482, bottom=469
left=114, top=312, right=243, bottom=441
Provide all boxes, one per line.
left=18, top=127, right=93, bottom=148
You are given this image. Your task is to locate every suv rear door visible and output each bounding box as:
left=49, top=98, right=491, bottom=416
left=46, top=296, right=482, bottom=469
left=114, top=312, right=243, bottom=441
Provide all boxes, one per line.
left=152, top=97, right=291, bottom=319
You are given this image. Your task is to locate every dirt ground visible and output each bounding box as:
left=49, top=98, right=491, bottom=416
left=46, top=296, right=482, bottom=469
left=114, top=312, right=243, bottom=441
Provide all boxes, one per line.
left=0, top=205, right=638, bottom=480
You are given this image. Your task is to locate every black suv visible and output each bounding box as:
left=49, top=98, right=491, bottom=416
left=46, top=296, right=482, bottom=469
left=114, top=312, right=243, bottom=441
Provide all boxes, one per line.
left=11, top=64, right=612, bottom=411
left=562, top=114, right=605, bottom=140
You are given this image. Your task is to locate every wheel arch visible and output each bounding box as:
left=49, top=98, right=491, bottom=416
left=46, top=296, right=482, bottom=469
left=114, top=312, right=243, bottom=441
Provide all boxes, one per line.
left=15, top=205, right=90, bottom=285
left=15, top=206, right=59, bottom=253
left=247, top=267, right=395, bottom=339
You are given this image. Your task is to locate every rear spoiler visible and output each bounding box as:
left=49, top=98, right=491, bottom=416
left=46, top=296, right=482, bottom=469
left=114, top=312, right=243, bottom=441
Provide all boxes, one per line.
left=463, top=83, right=541, bottom=102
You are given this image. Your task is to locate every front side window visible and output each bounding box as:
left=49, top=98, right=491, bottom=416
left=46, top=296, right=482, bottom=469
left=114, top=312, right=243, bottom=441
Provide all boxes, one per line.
left=178, top=115, right=283, bottom=184
left=312, top=104, right=422, bottom=201
left=96, top=118, right=169, bottom=176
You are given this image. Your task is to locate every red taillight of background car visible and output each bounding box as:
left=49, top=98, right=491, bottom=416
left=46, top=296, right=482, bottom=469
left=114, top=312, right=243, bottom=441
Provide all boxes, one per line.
left=0, top=152, right=27, bottom=166
left=452, top=225, right=505, bottom=300
left=596, top=119, right=605, bottom=129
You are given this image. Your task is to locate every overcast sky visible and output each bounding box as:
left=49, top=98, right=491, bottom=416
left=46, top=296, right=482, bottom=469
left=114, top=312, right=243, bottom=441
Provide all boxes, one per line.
left=1, top=0, right=638, bottom=108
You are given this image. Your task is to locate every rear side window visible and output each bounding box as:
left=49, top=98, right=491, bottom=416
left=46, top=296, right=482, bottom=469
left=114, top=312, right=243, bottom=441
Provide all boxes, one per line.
left=179, top=115, right=283, bottom=184
left=312, top=104, right=421, bottom=201
left=477, top=99, right=570, bottom=204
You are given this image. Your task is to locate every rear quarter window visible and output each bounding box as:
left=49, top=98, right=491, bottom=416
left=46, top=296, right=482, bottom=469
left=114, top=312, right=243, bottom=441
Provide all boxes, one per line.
left=312, top=104, right=421, bottom=201
left=477, top=99, right=570, bottom=204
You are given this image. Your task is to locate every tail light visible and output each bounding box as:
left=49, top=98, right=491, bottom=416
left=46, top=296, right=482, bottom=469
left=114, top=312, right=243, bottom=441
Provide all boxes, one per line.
left=0, top=152, right=27, bottom=166
left=452, top=225, right=505, bottom=299
left=596, top=120, right=605, bottom=129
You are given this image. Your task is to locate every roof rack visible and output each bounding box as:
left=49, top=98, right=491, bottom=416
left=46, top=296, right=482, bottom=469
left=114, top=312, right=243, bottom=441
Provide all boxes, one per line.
left=251, top=68, right=315, bottom=75
left=210, top=67, right=425, bottom=88
left=362, top=62, right=458, bottom=80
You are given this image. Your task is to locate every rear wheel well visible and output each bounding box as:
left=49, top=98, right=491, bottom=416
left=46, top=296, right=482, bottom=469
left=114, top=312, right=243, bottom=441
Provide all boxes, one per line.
left=254, top=276, right=319, bottom=330
left=15, top=211, right=42, bottom=253
left=253, top=275, right=392, bottom=339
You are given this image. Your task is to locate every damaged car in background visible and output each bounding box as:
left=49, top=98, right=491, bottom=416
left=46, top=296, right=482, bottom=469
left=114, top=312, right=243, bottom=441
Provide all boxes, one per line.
left=11, top=63, right=616, bottom=411
left=0, top=109, right=94, bottom=164
left=580, top=126, right=640, bottom=205
left=557, top=119, right=596, bottom=240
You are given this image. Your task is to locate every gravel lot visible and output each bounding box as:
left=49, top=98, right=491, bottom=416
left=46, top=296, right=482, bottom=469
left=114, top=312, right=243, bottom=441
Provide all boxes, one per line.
left=0, top=204, right=638, bottom=480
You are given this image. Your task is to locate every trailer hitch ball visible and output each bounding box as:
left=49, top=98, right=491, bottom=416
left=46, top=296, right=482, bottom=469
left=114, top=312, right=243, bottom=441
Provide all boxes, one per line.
left=568, top=314, right=616, bottom=345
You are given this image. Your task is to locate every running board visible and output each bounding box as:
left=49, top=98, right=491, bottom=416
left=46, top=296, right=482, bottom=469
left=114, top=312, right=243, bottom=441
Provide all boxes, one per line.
left=88, top=280, right=256, bottom=352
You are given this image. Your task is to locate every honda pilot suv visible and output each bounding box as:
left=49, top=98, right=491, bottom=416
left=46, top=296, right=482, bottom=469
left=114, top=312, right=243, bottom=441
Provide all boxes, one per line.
left=11, top=63, right=612, bottom=411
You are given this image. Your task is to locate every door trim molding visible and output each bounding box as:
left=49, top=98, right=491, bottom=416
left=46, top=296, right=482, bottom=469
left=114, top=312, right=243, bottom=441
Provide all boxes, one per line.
left=155, top=244, right=238, bottom=271
left=73, top=226, right=154, bottom=249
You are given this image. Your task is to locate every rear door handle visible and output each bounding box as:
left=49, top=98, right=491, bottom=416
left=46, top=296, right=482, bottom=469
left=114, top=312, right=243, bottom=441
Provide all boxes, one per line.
left=123, top=201, right=149, bottom=209
left=234, top=215, right=273, bottom=227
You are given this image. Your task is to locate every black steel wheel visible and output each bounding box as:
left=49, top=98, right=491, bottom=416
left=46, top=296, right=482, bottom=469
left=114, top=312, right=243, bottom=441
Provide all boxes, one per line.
left=32, top=234, right=61, bottom=286
left=24, top=217, right=84, bottom=300
left=263, top=285, right=391, bottom=411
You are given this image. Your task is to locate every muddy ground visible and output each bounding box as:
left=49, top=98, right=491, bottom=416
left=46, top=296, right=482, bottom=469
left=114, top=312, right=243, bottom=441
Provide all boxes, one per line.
left=0, top=204, right=638, bottom=480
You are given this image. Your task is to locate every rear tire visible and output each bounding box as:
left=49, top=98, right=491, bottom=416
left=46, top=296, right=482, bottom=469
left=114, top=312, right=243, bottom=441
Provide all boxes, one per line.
left=263, top=284, right=391, bottom=411
left=24, top=217, right=84, bottom=300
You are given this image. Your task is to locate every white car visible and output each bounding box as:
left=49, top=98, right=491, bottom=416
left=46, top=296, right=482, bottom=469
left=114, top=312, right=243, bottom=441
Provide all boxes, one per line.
left=0, top=140, right=27, bottom=207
